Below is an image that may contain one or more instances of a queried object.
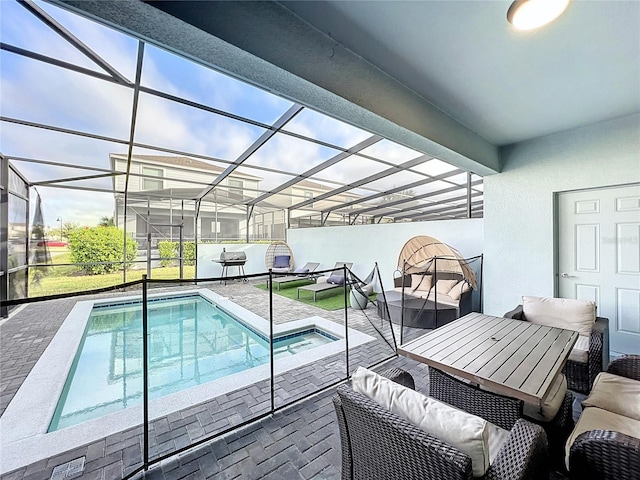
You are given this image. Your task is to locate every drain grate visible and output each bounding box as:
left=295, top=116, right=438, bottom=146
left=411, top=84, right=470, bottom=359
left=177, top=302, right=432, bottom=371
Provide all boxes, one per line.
left=50, top=456, right=85, bottom=480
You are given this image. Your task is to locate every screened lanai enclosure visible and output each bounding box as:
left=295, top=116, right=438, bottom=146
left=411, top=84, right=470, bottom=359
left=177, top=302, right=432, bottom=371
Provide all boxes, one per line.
left=0, top=0, right=483, bottom=309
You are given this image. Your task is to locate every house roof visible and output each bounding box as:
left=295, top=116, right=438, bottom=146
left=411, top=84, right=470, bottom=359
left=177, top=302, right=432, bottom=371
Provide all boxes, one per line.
left=110, top=154, right=262, bottom=181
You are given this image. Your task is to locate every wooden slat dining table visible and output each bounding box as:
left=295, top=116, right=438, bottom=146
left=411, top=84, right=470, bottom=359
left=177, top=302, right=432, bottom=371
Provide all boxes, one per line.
left=397, top=312, right=578, bottom=407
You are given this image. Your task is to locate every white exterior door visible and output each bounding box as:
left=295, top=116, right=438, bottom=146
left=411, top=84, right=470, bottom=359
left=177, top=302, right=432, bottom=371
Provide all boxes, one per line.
left=558, top=183, right=640, bottom=355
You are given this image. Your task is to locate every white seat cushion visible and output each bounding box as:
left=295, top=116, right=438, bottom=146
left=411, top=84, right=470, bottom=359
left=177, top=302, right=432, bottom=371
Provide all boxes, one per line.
left=351, top=367, right=509, bottom=477
left=522, top=296, right=596, bottom=337
left=523, top=373, right=567, bottom=422
left=567, top=335, right=590, bottom=364
left=582, top=372, right=640, bottom=421
left=565, top=406, right=640, bottom=470
left=433, top=293, right=459, bottom=307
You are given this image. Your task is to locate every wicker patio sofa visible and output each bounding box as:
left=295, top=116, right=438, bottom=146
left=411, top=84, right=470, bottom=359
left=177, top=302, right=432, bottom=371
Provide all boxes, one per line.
left=333, top=367, right=549, bottom=480
left=504, top=296, right=609, bottom=394
left=566, top=355, right=640, bottom=480
left=392, top=272, right=474, bottom=316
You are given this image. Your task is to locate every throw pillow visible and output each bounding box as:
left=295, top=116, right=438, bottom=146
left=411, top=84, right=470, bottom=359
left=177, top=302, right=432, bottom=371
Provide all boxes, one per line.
left=293, top=267, right=310, bottom=276
left=273, top=255, right=290, bottom=268
left=434, top=279, right=459, bottom=295
left=351, top=367, right=494, bottom=477
left=411, top=274, right=432, bottom=292
left=449, top=280, right=471, bottom=300
left=327, top=274, right=345, bottom=285
left=522, top=296, right=595, bottom=337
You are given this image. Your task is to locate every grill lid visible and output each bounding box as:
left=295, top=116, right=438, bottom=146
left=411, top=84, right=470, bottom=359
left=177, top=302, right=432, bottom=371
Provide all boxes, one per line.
left=219, top=251, right=247, bottom=262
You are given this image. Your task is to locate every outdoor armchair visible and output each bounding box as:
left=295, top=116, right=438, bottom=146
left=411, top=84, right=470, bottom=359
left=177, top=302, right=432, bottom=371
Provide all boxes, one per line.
left=429, top=367, right=573, bottom=470
left=333, top=368, right=549, bottom=480
left=504, top=297, right=609, bottom=394
left=567, top=355, right=640, bottom=480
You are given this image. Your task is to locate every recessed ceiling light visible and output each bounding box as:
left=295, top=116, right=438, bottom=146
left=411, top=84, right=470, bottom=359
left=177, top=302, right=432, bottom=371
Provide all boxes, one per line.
left=507, top=0, right=571, bottom=31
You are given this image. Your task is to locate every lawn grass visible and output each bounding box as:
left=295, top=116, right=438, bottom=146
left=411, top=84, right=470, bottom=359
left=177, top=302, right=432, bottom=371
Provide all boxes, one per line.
left=29, top=255, right=196, bottom=297
left=255, top=281, right=377, bottom=311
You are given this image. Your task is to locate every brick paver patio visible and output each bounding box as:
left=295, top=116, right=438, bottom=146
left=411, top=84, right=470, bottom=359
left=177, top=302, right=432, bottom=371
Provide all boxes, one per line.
left=0, top=280, right=574, bottom=479
left=0, top=279, right=411, bottom=479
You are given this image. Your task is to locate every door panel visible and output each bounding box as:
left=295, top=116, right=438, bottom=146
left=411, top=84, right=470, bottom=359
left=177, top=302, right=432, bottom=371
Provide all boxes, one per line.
left=558, top=183, right=640, bottom=355
left=575, top=224, right=599, bottom=272
left=576, top=284, right=599, bottom=305
left=617, top=223, right=640, bottom=274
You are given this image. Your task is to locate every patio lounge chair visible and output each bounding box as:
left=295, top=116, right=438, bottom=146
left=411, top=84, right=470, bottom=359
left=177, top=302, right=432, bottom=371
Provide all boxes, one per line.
left=334, top=367, right=549, bottom=480
left=296, top=262, right=353, bottom=302
left=269, top=262, right=320, bottom=290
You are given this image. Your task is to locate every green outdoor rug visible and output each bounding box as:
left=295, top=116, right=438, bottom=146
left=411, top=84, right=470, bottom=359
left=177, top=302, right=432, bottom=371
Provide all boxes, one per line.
left=255, top=280, right=376, bottom=311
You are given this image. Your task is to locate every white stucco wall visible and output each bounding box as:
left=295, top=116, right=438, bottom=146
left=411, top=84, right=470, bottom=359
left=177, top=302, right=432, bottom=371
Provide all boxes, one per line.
left=483, top=114, right=640, bottom=316
left=195, top=219, right=483, bottom=287
left=197, top=243, right=270, bottom=278
left=287, top=219, right=483, bottom=290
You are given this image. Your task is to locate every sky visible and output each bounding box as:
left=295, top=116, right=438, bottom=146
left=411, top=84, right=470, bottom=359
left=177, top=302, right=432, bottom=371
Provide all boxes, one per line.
left=0, top=0, right=473, bottom=230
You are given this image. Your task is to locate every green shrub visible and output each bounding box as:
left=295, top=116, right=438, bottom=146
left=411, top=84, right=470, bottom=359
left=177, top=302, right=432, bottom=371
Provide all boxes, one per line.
left=69, top=226, right=138, bottom=275
left=157, top=241, right=195, bottom=266
left=183, top=242, right=195, bottom=266
left=158, top=241, right=177, bottom=267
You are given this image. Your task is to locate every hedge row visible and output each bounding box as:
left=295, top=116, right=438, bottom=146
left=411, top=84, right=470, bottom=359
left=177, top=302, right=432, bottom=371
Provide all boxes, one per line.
left=69, top=226, right=138, bottom=275
left=158, top=241, right=195, bottom=266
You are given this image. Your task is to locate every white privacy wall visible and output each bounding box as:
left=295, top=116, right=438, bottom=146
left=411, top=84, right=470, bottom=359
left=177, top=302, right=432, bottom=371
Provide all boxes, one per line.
left=287, top=219, right=483, bottom=290
left=197, top=244, right=270, bottom=278
left=483, top=114, right=640, bottom=317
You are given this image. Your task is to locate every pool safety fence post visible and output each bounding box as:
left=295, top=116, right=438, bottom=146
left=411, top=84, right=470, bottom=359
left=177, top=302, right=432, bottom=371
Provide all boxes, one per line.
left=400, top=260, right=406, bottom=345
left=343, top=265, right=349, bottom=378
left=375, top=262, right=397, bottom=351
left=268, top=269, right=275, bottom=413
left=434, top=257, right=439, bottom=328
left=142, top=274, right=149, bottom=470
left=479, top=254, right=484, bottom=312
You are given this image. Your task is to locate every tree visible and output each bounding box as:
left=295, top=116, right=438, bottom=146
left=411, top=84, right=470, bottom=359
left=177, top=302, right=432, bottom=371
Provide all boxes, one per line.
left=69, top=226, right=138, bottom=274
left=98, top=216, right=115, bottom=227
left=61, top=222, right=80, bottom=240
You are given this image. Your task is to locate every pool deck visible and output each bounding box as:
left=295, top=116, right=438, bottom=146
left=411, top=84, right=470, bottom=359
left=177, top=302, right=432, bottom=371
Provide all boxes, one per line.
left=0, top=281, right=577, bottom=480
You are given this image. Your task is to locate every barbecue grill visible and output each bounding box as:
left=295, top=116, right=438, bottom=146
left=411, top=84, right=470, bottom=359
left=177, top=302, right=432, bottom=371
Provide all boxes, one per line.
left=212, top=250, right=247, bottom=283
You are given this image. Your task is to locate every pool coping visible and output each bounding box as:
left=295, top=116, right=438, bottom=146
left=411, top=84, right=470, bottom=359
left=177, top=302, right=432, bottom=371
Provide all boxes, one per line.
left=0, top=288, right=375, bottom=474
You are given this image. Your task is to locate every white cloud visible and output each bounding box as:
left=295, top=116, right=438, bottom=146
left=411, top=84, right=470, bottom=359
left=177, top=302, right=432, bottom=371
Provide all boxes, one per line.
left=33, top=186, right=115, bottom=228
left=284, top=107, right=373, bottom=148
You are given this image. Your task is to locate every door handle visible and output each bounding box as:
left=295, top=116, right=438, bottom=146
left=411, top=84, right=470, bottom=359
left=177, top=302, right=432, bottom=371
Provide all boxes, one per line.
left=560, top=273, right=574, bottom=278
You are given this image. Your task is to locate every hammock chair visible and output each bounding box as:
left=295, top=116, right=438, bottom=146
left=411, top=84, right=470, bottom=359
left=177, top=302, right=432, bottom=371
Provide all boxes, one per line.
left=265, top=241, right=294, bottom=273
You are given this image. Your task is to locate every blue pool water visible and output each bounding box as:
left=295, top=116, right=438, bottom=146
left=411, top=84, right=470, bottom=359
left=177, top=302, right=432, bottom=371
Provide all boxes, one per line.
left=49, top=294, right=334, bottom=431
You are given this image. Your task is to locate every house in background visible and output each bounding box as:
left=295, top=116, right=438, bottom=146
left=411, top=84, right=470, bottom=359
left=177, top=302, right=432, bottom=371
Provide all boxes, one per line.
left=110, top=154, right=262, bottom=244
left=111, top=155, right=372, bottom=244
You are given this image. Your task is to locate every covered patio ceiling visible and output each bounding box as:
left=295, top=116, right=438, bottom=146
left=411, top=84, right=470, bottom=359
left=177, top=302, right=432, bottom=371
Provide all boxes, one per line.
left=0, top=0, right=483, bottom=227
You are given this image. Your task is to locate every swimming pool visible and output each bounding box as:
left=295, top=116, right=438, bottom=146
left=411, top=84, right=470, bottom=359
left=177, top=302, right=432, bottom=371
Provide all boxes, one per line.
left=49, top=293, right=336, bottom=431
left=0, top=289, right=375, bottom=474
